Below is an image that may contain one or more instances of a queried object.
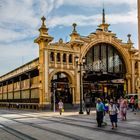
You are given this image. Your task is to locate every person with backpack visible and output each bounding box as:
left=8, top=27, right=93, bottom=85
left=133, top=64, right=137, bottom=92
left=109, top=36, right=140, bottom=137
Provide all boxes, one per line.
left=108, top=99, right=119, bottom=129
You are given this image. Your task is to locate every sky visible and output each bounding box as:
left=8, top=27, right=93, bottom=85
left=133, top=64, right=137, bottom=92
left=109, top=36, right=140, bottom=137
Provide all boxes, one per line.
left=0, top=0, right=138, bottom=76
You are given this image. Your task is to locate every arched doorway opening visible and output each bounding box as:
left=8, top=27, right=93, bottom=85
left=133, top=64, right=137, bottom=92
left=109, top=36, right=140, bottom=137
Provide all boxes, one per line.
left=51, top=72, right=72, bottom=108
left=83, top=43, right=126, bottom=105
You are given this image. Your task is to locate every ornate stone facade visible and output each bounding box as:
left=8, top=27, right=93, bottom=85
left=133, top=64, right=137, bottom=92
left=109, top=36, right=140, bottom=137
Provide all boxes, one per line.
left=0, top=8, right=140, bottom=109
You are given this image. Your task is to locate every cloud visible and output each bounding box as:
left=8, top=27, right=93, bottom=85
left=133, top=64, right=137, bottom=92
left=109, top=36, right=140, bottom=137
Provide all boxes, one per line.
left=32, top=0, right=64, bottom=17
left=107, top=9, right=137, bottom=24
left=0, top=0, right=64, bottom=43
left=64, top=0, right=136, bottom=7
left=48, top=9, right=137, bottom=28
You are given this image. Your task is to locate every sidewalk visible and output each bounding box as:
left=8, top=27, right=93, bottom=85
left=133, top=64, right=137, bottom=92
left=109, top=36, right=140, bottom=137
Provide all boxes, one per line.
left=0, top=108, right=140, bottom=140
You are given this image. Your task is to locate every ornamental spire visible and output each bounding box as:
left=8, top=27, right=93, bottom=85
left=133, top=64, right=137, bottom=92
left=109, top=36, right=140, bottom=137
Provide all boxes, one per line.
left=70, top=23, right=80, bottom=41
left=41, top=16, right=46, bottom=28
left=102, top=8, right=105, bottom=24
left=72, top=23, right=77, bottom=33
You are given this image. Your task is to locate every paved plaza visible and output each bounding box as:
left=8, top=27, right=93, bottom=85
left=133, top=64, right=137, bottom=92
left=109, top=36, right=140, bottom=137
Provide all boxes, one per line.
left=0, top=108, right=140, bottom=140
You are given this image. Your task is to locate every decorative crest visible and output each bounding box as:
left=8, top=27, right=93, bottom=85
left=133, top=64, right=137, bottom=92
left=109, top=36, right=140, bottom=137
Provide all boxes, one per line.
left=72, top=23, right=77, bottom=32
left=127, top=34, right=132, bottom=43
left=41, top=16, right=46, bottom=27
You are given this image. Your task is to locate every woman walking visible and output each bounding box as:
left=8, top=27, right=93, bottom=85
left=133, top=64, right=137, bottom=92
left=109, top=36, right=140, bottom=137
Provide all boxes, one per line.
left=122, top=98, right=128, bottom=120
left=109, top=100, right=119, bottom=129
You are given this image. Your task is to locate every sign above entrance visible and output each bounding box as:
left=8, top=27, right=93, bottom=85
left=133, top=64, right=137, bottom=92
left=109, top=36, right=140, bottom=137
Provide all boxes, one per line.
left=111, top=79, right=124, bottom=83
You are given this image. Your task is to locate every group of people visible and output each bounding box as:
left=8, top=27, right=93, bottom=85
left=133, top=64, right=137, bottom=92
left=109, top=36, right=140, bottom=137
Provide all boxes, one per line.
left=96, top=96, right=128, bottom=129
left=57, top=95, right=138, bottom=129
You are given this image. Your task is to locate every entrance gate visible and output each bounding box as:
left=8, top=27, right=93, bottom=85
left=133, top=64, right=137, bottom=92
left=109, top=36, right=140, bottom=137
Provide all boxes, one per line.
left=51, top=72, right=72, bottom=110
left=83, top=43, right=126, bottom=104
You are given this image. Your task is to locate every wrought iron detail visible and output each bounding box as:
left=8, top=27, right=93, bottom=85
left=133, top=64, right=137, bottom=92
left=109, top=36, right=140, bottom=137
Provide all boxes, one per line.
left=85, top=43, right=126, bottom=74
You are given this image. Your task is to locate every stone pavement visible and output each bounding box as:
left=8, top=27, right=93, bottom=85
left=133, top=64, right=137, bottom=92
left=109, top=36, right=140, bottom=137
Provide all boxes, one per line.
left=0, top=108, right=140, bottom=140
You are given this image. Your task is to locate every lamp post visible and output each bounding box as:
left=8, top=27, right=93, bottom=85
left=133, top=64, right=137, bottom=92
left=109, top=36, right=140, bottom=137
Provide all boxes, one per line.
left=75, top=56, right=86, bottom=114
left=52, top=82, right=56, bottom=112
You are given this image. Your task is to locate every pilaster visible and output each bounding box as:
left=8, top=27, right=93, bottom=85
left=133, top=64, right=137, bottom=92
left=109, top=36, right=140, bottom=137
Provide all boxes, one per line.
left=131, top=60, right=135, bottom=93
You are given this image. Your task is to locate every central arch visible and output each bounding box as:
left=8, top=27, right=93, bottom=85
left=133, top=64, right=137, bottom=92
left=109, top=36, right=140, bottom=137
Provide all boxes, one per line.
left=82, top=39, right=131, bottom=74
left=81, top=40, right=130, bottom=103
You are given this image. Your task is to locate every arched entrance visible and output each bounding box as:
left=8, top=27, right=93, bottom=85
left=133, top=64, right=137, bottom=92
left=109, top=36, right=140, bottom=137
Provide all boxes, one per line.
left=51, top=72, right=72, bottom=107
left=83, top=43, right=126, bottom=104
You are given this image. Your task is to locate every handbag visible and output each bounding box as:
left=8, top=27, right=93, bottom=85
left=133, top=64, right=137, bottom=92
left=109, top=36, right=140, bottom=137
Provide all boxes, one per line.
left=62, top=108, right=64, bottom=112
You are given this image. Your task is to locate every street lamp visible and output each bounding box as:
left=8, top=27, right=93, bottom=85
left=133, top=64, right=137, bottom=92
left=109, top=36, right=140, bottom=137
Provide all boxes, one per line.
left=52, top=82, right=57, bottom=112
left=75, top=56, right=86, bottom=114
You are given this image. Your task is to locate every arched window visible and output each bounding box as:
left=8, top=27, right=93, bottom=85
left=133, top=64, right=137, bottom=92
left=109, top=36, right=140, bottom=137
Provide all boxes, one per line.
left=69, top=54, right=72, bottom=63
left=57, top=53, right=60, bottom=62
left=86, top=43, right=126, bottom=74
left=50, top=52, right=54, bottom=61
left=63, top=53, right=66, bottom=63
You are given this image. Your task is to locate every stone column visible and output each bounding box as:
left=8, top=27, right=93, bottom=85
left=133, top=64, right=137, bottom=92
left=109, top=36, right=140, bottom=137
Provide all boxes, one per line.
left=70, top=86, right=75, bottom=104
left=131, top=60, right=135, bottom=93
left=28, top=73, right=31, bottom=102
left=61, top=53, right=63, bottom=69
left=44, top=50, right=49, bottom=105
left=54, top=52, right=57, bottom=67
left=12, top=80, right=14, bottom=100
left=126, top=73, right=131, bottom=94
left=67, top=54, right=69, bottom=69
left=6, top=81, right=8, bottom=101
left=2, top=83, right=3, bottom=100
left=19, top=76, right=22, bottom=100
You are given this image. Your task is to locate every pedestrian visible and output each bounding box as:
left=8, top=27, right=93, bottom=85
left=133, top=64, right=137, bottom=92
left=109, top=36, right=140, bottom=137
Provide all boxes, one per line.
left=104, top=99, right=109, bottom=113
left=130, top=96, right=135, bottom=111
left=16, top=103, right=19, bottom=109
left=85, top=95, right=91, bottom=115
left=108, top=99, right=119, bottom=129
left=58, top=99, right=64, bottom=115
left=119, top=96, right=125, bottom=120
left=103, top=99, right=109, bottom=126
left=96, top=98, right=105, bottom=127
left=122, top=98, right=128, bottom=120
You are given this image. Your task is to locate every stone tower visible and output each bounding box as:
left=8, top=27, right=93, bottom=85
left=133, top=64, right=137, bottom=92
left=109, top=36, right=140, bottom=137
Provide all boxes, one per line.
left=34, top=17, right=53, bottom=109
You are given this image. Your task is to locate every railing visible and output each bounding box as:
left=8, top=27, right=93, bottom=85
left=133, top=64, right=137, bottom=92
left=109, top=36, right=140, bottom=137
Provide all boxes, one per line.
left=0, top=102, right=39, bottom=110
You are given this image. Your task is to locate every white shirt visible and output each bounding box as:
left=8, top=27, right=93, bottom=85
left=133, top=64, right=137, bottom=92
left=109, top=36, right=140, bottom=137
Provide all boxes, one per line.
left=58, top=101, right=63, bottom=109
left=109, top=104, right=118, bottom=115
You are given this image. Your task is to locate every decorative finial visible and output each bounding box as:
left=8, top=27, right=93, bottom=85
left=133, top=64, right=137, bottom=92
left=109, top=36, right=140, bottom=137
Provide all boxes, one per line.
left=72, top=23, right=77, bottom=32
left=41, top=16, right=46, bottom=27
left=127, top=34, right=131, bottom=43
left=59, top=38, right=63, bottom=44
left=102, top=8, right=105, bottom=24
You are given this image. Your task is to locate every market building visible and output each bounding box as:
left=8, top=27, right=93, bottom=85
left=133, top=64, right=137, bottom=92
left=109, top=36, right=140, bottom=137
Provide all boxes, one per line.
left=0, top=8, right=140, bottom=110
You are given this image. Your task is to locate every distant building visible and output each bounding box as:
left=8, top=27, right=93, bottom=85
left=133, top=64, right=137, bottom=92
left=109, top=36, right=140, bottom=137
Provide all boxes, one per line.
left=0, top=8, right=140, bottom=110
